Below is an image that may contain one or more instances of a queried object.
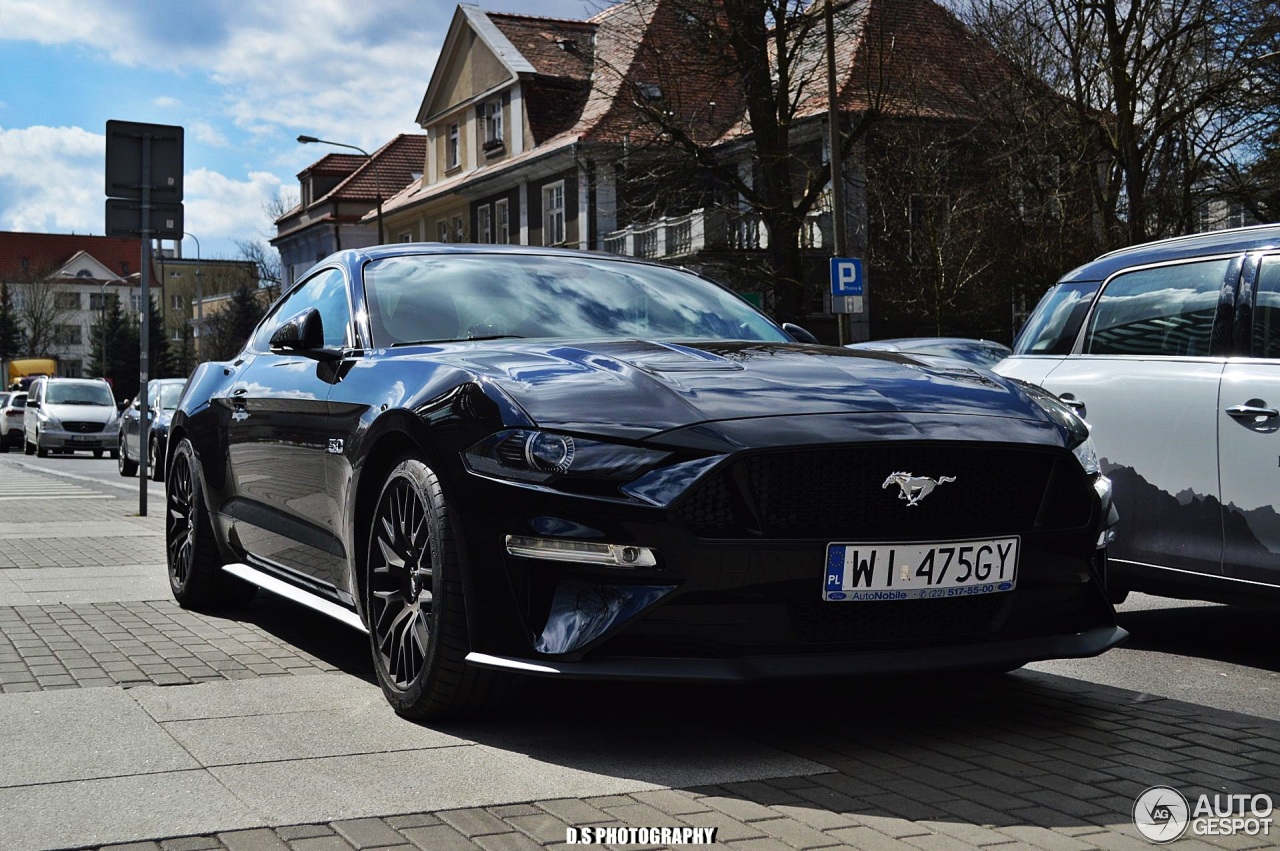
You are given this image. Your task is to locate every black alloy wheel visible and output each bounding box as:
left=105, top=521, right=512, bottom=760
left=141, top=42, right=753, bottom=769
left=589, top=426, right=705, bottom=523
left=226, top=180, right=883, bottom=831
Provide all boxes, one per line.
left=365, top=458, right=506, bottom=720
left=166, top=438, right=255, bottom=608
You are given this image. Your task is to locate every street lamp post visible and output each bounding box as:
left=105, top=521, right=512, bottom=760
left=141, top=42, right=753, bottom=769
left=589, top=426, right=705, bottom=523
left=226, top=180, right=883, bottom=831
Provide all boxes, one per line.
left=297, top=135, right=384, bottom=244
left=184, top=233, right=202, bottom=360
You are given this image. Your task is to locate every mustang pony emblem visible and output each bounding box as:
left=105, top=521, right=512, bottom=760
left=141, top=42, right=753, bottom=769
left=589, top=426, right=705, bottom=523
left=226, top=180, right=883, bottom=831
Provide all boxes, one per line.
left=882, top=472, right=956, bottom=507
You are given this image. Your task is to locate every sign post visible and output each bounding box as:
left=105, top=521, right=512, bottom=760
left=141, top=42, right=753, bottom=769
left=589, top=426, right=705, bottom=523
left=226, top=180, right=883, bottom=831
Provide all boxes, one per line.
left=105, top=120, right=184, bottom=516
left=830, top=257, right=865, bottom=316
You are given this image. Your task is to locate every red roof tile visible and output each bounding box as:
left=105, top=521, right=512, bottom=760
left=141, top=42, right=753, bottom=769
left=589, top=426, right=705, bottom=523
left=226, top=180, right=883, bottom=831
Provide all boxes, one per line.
left=488, top=14, right=596, bottom=80
left=0, top=232, right=153, bottom=280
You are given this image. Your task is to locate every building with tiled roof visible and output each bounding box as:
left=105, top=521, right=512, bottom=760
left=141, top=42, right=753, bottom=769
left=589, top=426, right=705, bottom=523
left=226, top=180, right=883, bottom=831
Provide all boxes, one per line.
left=273, top=134, right=427, bottom=286
left=370, top=0, right=1086, bottom=340
left=0, top=232, right=158, bottom=377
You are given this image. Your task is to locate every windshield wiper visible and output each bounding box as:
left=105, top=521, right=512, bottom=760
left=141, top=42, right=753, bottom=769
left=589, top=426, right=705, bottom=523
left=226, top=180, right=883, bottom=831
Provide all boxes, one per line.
left=392, top=335, right=525, bottom=347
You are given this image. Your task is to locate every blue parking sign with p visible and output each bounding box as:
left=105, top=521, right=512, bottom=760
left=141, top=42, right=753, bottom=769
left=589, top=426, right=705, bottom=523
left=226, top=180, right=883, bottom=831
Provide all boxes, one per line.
left=831, top=257, right=863, bottom=296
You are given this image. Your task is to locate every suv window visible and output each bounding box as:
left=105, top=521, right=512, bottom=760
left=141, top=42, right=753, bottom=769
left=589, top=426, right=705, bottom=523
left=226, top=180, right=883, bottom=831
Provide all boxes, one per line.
left=1083, top=258, right=1230, bottom=356
left=1254, top=256, right=1280, bottom=359
left=1013, top=282, right=1099, bottom=355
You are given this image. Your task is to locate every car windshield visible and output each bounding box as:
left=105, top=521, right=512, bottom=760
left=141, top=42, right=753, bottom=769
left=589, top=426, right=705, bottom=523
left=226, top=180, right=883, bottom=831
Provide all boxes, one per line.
left=1012, top=282, right=1100, bottom=355
left=362, top=254, right=790, bottom=346
left=46, top=383, right=114, bottom=406
left=157, top=384, right=184, bottom=410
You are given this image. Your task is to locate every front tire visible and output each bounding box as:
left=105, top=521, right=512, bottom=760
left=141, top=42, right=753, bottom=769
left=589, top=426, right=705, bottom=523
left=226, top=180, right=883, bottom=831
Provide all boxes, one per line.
left=365, top=458, right=506, bottom=721
left=166, top=438, right=256, bottom=609
left=23, top=437, right=33, bottom=455
left=118, top=437, right=137, bottom=477
left=149, top=438, right=164, bottom=482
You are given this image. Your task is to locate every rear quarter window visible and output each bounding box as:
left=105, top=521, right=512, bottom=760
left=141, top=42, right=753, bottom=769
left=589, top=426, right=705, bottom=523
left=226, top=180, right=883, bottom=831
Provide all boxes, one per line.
left=1254, top=257, right=1280, bottom=358
left=1083, top=258, right=1230, bottom=356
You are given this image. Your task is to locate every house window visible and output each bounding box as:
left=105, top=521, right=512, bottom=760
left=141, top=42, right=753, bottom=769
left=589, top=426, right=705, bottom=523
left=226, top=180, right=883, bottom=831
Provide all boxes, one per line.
left=399, top=231, right=413, bottom=243
left=54, top=291, right=82, bottom=310
left=495, top=199, right=510, bottom=244
left=171, top=294, right=184, bottom=310
left=484, top=101, right=503, bottom=151
left=437, top=221, right=449, bottom=243
left=447, top=123, right=460, bottom=169
left=478, top=205, right=493, bottom=243
left=542, top=181, right=565, bottom=246
left=55, top=324, right=83, bottom=345
left=89, top=292, right=114, bottom=310
left=61, top=359, right=82, bottom=378
left=130, top=294, right=142, bottom=312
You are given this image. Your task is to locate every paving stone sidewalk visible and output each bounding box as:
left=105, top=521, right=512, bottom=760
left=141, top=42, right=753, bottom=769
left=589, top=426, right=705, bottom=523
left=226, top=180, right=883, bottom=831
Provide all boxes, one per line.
left=3, top=459, right=1279, bottom=851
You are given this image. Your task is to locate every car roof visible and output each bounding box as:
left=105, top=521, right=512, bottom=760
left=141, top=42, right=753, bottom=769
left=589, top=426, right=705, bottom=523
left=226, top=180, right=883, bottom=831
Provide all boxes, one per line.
left=1060, top=224, right=1280, bottom=283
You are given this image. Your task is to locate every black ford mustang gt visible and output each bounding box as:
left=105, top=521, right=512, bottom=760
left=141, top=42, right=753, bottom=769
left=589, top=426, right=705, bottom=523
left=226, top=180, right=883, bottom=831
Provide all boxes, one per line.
left=166, top=244, right=1125, bottom=720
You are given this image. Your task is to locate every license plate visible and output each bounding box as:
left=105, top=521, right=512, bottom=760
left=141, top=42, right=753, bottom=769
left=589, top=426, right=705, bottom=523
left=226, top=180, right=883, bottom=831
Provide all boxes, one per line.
left=68, top=435, right=98, bottom=443
left=823, top=537, right=1019, bottom=601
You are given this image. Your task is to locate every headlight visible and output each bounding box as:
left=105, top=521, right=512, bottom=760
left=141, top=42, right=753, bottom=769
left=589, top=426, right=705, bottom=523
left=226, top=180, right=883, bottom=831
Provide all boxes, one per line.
left=465, top=429, right=672, bottom=484
left=1072, top=435, right=1100, bottom=476
left=38, top=411, right=62, bottom=430
left=1014, top=381, right=1098, bottom=473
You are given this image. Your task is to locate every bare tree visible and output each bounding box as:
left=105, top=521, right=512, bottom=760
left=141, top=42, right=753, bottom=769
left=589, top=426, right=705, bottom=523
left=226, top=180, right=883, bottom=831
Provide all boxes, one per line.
left=964, top=0, right=1279, bottom=245
left=9, top=266, right=75, bottom=358
left=234, top=239, right=284, bottom=291
left=592, top=0, right=896, bottom=321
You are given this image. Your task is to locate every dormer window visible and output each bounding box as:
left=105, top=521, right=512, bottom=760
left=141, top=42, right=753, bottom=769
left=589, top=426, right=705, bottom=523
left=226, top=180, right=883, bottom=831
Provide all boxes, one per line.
left=638, top=83, right=662, bottom=102
left=447, top=123, right=460, bottom=170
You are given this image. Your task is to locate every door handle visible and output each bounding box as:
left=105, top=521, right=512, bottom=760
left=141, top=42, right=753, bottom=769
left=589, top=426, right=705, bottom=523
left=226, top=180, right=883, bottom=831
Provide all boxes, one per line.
left=232, top=387, right=248, bottom=397
left=1058, top=393, right=1086, bottom=415
left=1226, top=403, right=1279, bottom=420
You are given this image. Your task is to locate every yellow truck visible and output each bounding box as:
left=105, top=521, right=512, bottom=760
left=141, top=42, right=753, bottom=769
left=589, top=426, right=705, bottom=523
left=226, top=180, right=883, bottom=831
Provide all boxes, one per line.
left=7, top=358, right=57, bottom=390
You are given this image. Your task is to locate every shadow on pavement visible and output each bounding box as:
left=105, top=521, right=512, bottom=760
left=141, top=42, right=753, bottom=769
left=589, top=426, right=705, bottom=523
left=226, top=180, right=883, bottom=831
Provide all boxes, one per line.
left=1118, top=603, right=1280, bottom=672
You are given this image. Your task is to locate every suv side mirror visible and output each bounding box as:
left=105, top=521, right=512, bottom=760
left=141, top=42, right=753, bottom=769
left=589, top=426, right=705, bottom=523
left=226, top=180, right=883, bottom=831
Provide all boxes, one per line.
left=26, top=398, right=39, bottom=409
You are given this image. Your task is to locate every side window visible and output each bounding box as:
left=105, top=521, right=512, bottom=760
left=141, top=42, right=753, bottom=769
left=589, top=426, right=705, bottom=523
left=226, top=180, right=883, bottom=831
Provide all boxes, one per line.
left=253, top=268, right=351, bottom=351
left=1254, top=257, right=1280, bottom=359
left=1084, top=258, right=1230, bottom=356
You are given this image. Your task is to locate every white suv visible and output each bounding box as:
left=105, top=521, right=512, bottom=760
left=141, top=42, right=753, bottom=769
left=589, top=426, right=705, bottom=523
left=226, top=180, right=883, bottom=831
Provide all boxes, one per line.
left=23, top=377, right=120, bottom=459
left=997, top=224, right=1280, bottom=606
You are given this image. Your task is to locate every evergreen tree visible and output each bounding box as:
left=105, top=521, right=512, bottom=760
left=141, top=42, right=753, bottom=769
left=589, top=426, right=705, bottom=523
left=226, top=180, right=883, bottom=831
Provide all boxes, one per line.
left=0, top=284, right=24, bottom=362
left=173, top=324, right=197, bottom=376
left=145, top=294, right=177, bottom=379
left=89, top=295, right=141, bottom=401
left=205, top=282, right=267, bottom=361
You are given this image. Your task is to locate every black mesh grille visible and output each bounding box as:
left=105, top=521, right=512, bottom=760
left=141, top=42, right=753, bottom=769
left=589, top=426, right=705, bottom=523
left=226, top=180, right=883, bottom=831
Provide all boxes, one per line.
left=674, top=443, right=1090, bottom=539
left=789, top=594, right=1010, bottom=645
left=63, top=421, right=105, bottom=433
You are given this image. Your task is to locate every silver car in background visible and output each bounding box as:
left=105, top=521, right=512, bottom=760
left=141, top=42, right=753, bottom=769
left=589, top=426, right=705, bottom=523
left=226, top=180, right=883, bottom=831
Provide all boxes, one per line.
left=23, top=377, right=120, bottom=459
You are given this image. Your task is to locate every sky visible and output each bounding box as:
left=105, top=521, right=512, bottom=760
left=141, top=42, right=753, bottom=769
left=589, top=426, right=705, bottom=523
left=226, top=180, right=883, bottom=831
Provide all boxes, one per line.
left=0, top=0, right=595, bottom=262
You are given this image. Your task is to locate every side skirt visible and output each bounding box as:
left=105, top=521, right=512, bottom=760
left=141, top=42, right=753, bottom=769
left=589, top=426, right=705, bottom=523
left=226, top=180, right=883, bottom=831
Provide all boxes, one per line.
left=222, top=562, right=367, bottom=633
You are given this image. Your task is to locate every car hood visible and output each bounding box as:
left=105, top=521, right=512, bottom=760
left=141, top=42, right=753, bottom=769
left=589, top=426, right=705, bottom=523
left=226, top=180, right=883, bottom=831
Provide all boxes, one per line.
left=42, top=403, right=115, bottom=424
left=410, top=339, right=1054, bottom=440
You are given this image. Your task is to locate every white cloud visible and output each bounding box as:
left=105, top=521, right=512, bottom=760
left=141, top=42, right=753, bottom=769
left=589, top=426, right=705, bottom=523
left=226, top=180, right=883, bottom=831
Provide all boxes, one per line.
left=184, top=167, right=283, bottom=248
left=0, top=125, right=103, bottom=234
left=153, top=96, right=182, bottom=109
left=190, top=120, right=228, bottom=147
left=0, top=0, right=595, bottom=148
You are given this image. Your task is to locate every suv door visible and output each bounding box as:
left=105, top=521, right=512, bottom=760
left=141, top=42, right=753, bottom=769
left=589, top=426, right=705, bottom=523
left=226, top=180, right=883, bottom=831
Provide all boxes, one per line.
left=1220, top=253, right=1280, bottom=585
left=1000, top=256, right=1238, bottom=578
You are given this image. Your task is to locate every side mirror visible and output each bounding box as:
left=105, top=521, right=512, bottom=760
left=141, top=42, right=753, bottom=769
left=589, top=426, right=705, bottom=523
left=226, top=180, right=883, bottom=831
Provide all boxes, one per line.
left=27, top=399, right=39, bottom=410
left=269, top=307, right=342, bottom=362
left=782, top=322, right=820, bottom=344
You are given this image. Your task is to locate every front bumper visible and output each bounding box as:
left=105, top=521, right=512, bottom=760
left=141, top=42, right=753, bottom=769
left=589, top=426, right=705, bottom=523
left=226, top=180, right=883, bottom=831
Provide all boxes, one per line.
left=446, top=452, right=1122, bottom=678
left=467, top=624, right=1127, bottom=681
left=36, top=427, right=118, bottom=450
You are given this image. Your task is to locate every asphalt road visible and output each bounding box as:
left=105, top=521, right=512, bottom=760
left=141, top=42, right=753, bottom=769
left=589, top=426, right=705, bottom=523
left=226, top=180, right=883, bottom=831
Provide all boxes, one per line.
left=7, top=454, right=1279, bottom=723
